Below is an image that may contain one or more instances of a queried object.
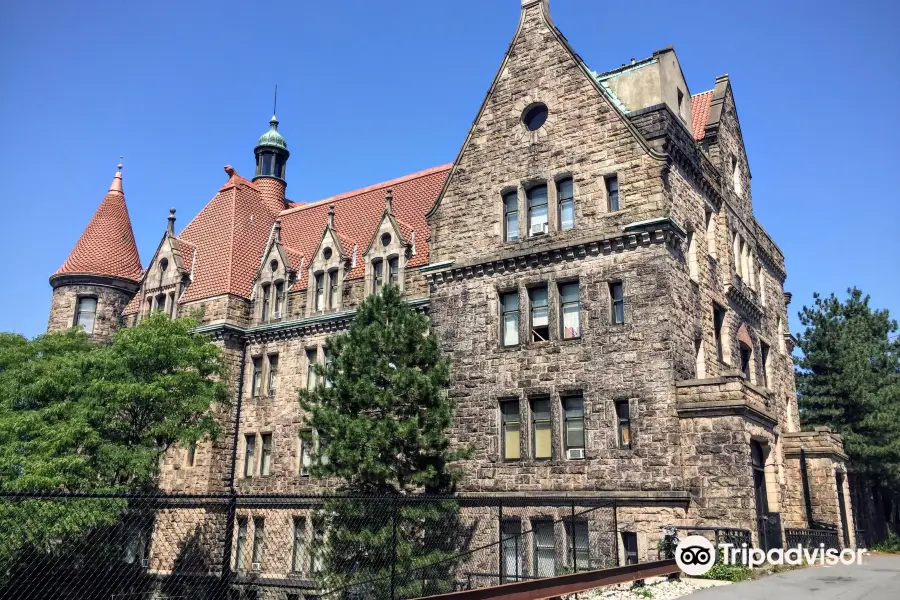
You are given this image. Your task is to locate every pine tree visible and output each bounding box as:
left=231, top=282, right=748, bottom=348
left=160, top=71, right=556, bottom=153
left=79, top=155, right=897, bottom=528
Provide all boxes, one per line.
left=299, top=285, right=469, bottom=598
left=795, top=288, right=900, bottom=485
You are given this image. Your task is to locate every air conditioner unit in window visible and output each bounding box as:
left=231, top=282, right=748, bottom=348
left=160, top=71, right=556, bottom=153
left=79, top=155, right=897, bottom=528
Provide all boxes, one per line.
left=251, top=562, right=261, bottom=572
left=530, top=222, right=548, bottom=236
left=273, top=311, right=281, bottom=320
left=567, top=448, right=585, bottom=460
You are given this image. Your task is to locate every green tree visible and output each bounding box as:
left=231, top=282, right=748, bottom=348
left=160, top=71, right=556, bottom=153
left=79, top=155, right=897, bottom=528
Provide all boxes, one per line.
left=299, top=285, right=468, bottom=598
left=795, top=288, right=900, bottom=485
left=0, top=313, right=229, bottom=584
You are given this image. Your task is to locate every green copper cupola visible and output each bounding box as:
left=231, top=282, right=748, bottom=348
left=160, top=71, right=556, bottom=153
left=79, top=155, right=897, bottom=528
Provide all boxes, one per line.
left=254, top=115, right=289, bottom=182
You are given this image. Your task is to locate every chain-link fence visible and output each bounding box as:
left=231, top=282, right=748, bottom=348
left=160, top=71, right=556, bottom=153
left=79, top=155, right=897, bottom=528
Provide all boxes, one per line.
left=0, top=492, right=618, bottom=600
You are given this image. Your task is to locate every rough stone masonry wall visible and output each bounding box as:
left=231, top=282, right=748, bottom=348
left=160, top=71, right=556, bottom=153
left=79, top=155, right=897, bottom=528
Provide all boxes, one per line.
left=428, top=2, right=667, bottom=266
left=430, top=245, right=684, bottom=494
left=47, top=283, right=132, bottom=340
left=782, top=430, right=856, bottom=546
left=425, top=0, right=684, bottom=496
left=158, top=336, right=245, bottom=494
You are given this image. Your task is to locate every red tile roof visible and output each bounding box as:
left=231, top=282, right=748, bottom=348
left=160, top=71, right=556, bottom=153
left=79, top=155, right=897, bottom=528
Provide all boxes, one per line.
left=691, top=91, right=713, bottom=141
left=279, top=164, right=451, bottom=290
left=176, top=167, right=278, bottom=303
left=54, top=167, right=143, bottom=282
left=118, top=164, right=449, bottom=313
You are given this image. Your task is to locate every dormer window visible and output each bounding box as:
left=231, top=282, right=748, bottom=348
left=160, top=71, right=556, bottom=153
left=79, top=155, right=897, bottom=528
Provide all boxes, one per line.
left=372, top=259, right=384, bottom=295
left=327, top=270, right=339, bottom=310
left=273, top=281, right=284, bottom=319
left=387, top=257, right=399, bottom=287
left=314, top=273, right=325, bottom=312
left=527, top=185, right=548, bottom=237
left=261, top=283, right=271, bottom=321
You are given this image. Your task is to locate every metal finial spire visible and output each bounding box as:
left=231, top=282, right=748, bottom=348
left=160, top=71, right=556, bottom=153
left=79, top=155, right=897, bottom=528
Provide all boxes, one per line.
left=273, top=85, right=278, bottom=117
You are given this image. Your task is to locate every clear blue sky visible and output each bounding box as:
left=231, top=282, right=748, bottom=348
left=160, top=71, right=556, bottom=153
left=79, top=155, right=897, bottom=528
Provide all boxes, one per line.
left=1, top=0, right=897, bottom=339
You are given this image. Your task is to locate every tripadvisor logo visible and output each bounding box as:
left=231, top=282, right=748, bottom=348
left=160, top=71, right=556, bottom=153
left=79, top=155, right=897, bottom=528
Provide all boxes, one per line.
left=674, top=535, right=716, bottom=576
left=674, top=535, right=866, bottom=574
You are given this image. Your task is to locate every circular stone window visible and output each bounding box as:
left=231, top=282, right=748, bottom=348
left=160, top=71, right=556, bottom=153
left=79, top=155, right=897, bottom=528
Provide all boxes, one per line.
left=159, top=258, right=169, bottom=272
left=323, top=247, right=333, bottom=260
left=381, top=232, right=392, bottom=247
left=270, top=259, right=279, bottom=272
left=522, top=103, right=549, bottom=131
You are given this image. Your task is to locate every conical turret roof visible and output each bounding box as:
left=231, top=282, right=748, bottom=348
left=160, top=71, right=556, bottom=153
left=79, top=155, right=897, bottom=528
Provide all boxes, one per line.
left=53, top=164, right=143, bottom=281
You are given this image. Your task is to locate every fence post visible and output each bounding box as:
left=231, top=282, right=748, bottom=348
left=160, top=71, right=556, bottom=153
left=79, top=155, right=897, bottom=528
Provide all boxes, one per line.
left=390, top=498, right=399, bottom=600
left=219, top=490, right=237, bottom=596
left=498, top=499, right=504, bottom=583
left=612, top=500, right=619, bottom=567
left=571, top=501, right=578, bottom=573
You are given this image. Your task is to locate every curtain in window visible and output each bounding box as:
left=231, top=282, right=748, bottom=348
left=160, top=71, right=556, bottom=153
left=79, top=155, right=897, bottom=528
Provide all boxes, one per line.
left=501, top=401, right=520, bottom=460
left=501, top=292, right=519, bottom=346
left=560, top=283, right=580, bottom=338
left=532, top=399, right=552, bottom=459
left=75, top=297, right=97, bottom=334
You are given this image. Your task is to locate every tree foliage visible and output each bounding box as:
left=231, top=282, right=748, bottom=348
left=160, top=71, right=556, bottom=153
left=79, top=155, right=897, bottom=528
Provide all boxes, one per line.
left=0, top=313, right=229, bottom=578
left=299, top=285, right=469, bottom=597
left=795, top=288, right=900, bottom=485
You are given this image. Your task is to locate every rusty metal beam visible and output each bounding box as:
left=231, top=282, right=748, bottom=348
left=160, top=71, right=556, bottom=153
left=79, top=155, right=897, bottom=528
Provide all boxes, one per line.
left=411, top=559, right=679, bottom=600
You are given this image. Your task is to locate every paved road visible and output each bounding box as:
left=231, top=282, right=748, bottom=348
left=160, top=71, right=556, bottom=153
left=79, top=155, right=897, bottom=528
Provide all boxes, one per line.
left=687, top=554, right=900, bottom=599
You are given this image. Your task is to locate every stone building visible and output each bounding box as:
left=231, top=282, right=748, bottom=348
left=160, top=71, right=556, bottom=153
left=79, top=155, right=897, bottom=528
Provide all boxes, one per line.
left=46, top=0, right=857, bottom=592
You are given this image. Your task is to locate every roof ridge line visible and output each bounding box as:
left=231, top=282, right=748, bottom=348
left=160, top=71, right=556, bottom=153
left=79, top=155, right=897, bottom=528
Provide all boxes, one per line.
left=279, top=163, right=452, bottom=217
